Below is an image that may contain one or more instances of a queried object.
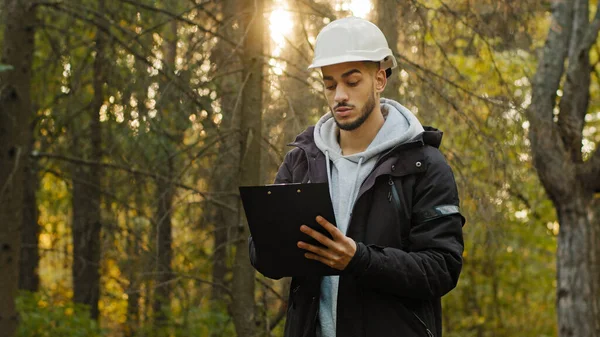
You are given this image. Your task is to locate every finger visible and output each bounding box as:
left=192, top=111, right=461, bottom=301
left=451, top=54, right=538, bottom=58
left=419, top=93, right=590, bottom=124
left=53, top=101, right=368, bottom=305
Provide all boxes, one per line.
left=300, top=225, right=334, bottom=247
left=316, top=216, right=342, bottom=239
left=304, top=252, right=337, bottom=268
left=297, top=241, right=336, bottom=260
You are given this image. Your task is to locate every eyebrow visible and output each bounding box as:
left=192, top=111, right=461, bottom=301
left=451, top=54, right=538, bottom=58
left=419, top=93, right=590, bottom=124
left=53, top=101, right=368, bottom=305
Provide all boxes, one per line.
left=323, top=69, right=362, bottom=81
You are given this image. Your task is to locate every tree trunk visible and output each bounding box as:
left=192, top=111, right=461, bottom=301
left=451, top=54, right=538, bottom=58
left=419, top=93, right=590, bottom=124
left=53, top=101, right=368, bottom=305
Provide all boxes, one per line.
left=375, top=0, right=400, bottom=102
left=152, top=12, right=178, bottom=333
left=525, top=1, right=600, bottom=336
left=20, top=128, right=40, bottom=292
left=591, top=198, right=600, bottom=336
left=152, top=173, right=175, bottom=331
left=72, top=0, right=105, bottom=320
left=231, top=0, right=264, bottom=335
left=125, top=245, right=141, bottom=337
left=125, top=195, right=142, bottom=337
left=71, top=167, right=102, bottom=320
left=556, top=196, right=597, bottom=337
left=0, top=0, right=36, bottom=335
left=208, top=0, right=241, bottom=311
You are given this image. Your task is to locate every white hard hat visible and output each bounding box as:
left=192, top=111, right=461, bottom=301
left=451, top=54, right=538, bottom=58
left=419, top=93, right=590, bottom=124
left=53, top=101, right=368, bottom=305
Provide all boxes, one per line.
left=308, top=17, right=397, bottom=77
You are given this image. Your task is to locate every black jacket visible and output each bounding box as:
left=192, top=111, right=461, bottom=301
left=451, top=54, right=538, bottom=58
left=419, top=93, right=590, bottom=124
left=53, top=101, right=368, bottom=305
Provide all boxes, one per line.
left=250, top=126, right=465, bottom=337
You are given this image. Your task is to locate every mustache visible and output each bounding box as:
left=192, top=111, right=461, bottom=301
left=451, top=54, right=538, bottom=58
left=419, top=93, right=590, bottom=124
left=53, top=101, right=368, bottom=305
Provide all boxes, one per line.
left=333, top=102, right=354, bottom=110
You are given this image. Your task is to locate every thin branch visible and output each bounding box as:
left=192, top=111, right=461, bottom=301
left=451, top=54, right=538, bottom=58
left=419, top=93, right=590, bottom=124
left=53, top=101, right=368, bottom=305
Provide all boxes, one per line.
left=42, top=168, right=153, bottom=220
left=0, top=147, right=22, bottom=198
left=410, top=66, right=491, bottom=144
left=396, top=53, right=511, bottom=110
left=34, top=152, right=238, bottom=212
left=256, top=277, right=286, bottom=302
left=174, top=273, right=233, bottom=298
left=415, top=9, right=466, bottom=82
left=42, top=2, right=212, bottom=113
left=297, top=0, right=336, bottom=22
left=262, top=135, right=285, bottom=163
left=583, top=147, right=600, bottom=192
left=116, top=0, right=232, bottom=44
left=118, top=0, right=221, bottom=25
left=423, top=0, right=513, bottom=99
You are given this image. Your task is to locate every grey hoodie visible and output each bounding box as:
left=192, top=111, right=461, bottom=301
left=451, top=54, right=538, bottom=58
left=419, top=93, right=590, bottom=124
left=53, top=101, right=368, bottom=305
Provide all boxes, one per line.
left=313, top=98, right=424, bottom=337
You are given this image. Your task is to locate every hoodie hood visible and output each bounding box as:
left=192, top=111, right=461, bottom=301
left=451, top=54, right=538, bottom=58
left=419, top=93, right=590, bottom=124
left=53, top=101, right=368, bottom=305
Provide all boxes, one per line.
left=313, top=98, right=425, bottom=163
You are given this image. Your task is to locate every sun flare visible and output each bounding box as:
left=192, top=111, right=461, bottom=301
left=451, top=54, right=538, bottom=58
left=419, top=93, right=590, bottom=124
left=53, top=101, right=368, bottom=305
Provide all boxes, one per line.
left=269, top=0, right=293, bottom=56
left=349, top=0, right=372, bottom=18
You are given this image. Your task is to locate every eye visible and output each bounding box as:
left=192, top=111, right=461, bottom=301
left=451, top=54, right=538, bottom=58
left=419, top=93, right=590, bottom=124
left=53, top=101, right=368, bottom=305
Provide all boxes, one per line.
left=347, top=81, right=359, bottom=87
left=325, top=84, right=336, bottom=90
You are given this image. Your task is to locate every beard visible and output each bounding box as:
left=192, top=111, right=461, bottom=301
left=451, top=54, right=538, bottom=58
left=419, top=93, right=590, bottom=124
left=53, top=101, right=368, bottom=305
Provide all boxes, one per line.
left=331, top=89, right=377, bottom=131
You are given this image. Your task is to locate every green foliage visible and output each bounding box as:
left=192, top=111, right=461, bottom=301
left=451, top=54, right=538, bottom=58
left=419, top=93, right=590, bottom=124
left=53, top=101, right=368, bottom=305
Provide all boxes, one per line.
left=16, top=291, right=104, bottom=337
left=130, top=302, right=235, bottom=337
left=174, top=305, right=235, bottom=337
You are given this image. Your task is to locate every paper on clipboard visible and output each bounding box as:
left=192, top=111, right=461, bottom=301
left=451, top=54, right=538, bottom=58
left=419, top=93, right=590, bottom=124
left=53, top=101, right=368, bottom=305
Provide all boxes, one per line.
left=239, top=182, right=339, bottom=277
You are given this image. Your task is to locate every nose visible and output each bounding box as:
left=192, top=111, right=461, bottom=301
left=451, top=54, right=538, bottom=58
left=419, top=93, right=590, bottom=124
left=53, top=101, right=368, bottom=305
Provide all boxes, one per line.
left=334, top=85, right=349, bottom=104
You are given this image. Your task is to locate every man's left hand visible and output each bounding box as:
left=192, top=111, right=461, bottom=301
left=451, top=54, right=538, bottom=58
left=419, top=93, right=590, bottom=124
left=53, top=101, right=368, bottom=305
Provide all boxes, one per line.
left=297, top=216, right=357, bottom=270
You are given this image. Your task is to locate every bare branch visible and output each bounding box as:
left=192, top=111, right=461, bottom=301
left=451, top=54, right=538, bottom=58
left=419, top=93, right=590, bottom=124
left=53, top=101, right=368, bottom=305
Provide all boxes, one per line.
left=583, top=147, right=600, bottom=192
left=175, top=273, right=233, bottom=298
left=40, top=1, right=214, bottom=113
left=0, top=147, right=22, bottom=198
left=426, top=0, right=514, bottom=99
left=396, top=53, right=511, bottom=110
left=116, top=0, right=224, bottom=33
left=256, top=277, right=286, bottom=302
left=557, top=0, right=591, bottom=163
left=34, top=152, right=238, bottom=212
left=526, top=0, right=576, bottom=202
left=42, top=168, right=151, bottom=218
left=297, top=0, right=336, bottom=22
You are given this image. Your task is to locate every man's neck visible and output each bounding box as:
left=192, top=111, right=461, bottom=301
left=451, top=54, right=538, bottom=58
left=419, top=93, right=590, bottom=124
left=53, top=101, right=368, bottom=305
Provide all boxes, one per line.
left=339, top=107, right=385, bottom=156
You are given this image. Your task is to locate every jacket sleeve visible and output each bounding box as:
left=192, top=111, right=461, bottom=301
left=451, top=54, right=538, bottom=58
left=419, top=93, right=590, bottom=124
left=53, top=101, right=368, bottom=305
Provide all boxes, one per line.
left=248, top=150, right=296, bottom=279
left=344, top=150, right=465, bottom=299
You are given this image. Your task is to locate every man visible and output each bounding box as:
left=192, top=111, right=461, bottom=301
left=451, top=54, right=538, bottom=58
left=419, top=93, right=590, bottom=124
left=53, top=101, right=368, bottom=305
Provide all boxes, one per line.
left=250, top=16, right=464, bottom=337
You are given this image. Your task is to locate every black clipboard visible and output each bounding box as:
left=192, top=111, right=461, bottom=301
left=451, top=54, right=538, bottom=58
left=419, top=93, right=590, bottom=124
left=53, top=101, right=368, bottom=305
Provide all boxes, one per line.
left=239, top=182, right=339, bottom=277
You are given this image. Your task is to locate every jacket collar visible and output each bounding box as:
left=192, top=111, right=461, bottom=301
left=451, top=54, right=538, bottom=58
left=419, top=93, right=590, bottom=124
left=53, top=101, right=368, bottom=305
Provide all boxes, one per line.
left=288, top=126, right=320, bottom=157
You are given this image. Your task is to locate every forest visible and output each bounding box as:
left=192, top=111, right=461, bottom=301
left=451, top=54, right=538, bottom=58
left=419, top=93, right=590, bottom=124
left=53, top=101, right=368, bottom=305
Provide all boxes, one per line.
left=1, top=0, right=599, bottom=336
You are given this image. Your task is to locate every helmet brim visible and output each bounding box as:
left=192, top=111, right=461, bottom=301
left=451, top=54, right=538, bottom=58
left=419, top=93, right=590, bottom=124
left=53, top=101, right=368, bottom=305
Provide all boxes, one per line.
left=307, top=53, right=397, bottom=70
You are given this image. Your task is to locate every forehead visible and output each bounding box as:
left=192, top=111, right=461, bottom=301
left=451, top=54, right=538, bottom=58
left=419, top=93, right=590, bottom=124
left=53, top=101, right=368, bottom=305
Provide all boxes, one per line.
left=321, top=61, right=369, bottom=79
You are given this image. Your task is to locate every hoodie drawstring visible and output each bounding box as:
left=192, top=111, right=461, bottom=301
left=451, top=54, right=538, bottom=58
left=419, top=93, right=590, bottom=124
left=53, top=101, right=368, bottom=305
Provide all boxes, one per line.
left=325, top=151, right=333, bottom=197
left=325, top=152, right=364, bottom=230
left=325, top=150, right=333, bottom=200
left=346, top=157, right=363, bottom=221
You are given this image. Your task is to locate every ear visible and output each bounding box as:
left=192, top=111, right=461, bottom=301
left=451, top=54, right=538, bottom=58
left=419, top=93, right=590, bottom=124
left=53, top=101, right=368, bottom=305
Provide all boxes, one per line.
left=374, top=68, right=387, bottom=93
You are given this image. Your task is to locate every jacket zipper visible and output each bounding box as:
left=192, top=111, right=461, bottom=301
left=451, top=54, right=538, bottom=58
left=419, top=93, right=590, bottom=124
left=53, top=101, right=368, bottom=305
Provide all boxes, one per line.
left=412, top=312, right=434, bottom=337
left=388, top=176, right=400, bottom=206
left=291, top=284, right=300, bottom=309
